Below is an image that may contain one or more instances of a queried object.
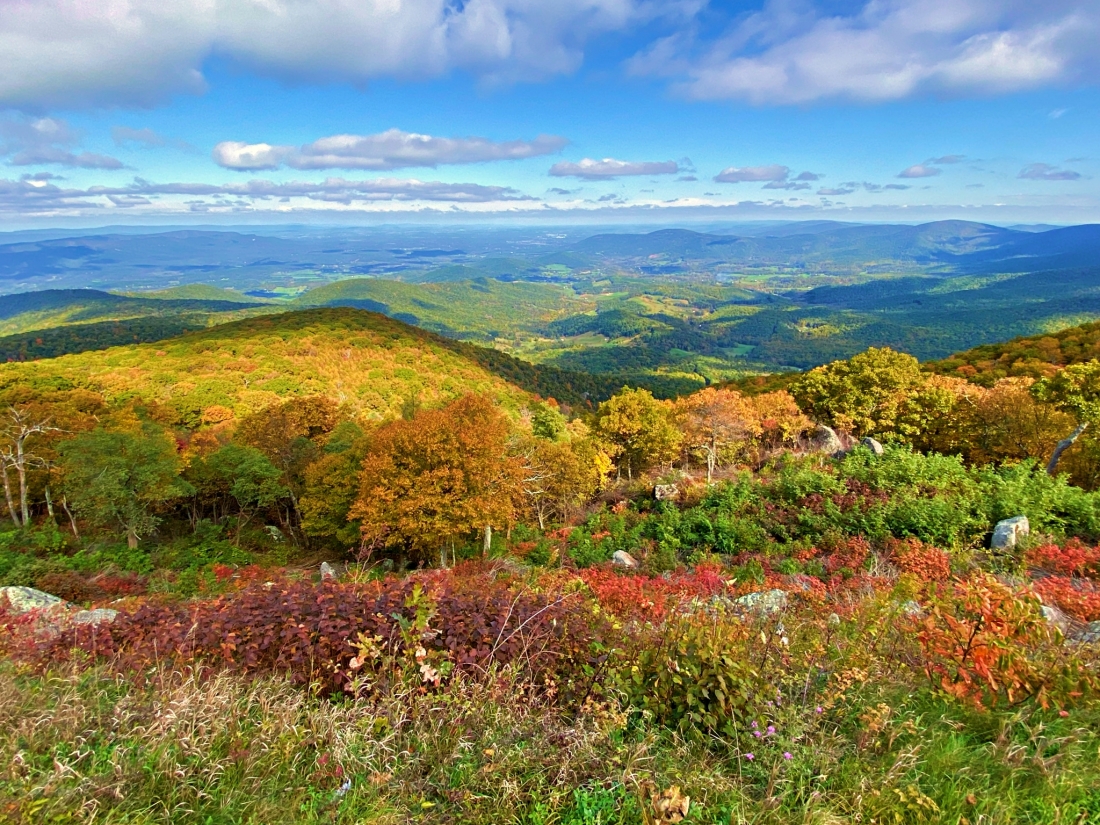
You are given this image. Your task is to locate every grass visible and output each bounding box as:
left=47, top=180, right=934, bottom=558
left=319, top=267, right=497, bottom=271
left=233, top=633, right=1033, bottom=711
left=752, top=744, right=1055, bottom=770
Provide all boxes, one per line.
left=2, top=661, right=1098, bottom=824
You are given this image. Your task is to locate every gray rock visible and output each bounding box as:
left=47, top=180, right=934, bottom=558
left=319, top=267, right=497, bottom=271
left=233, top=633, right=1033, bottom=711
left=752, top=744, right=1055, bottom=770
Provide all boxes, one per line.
left=72, top=608, right=119, bottom=625
left=900, top=600, right=924, bottom=617
left=861, top=437, right=885, bottom=456
left=734, top=589, right=788, bottom=615
left=827, top=612, right=841, bottom=626
left=991, top=516, right=1030, bottom=550
left=0, top=586, right=67, bottom=614
left=654, top=484, right=679, bottom=501
left=811, top=424, right=844, bottom=456
left=1041, top=604, right=1069, bottom=633
left=320, top=561, right=338, bottom=581
left=1072, top=621, right=1100, bottom=644
left=611, top=550, right=639, bottom=569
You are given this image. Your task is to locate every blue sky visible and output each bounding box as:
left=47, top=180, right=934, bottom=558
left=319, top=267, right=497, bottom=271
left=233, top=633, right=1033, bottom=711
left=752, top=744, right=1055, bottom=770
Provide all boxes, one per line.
left=1, top=0, right=1097, bottom=227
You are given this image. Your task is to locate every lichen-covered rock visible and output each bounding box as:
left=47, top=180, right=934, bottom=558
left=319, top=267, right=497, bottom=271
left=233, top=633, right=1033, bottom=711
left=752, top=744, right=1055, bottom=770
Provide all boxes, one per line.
left=734, top=589, right=788, bottom=615
left=810, top=424, right=844, bottom=456
left=0, top=586, right=67, bottom=614
left=654, top=484, right=679, bottom=501
left=860, top=437, right=885, bottom=456
left=320, top=561, right=338, bottom=581
left=991, top=516, right=1030, bottom=550
left=612, top=550, right=638, bottom=569
left=72, top=608, right=119, bottom=625
left=1041, top=604, right=1069, bottom=634
left=1073, top=621, right=1100, bottom=644
left=900, top=600, right=924, bottom=617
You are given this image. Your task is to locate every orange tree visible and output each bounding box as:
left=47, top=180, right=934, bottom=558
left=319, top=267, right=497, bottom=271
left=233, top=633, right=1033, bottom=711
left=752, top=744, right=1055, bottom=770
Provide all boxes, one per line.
left=349, top=394, right=523, bottom=567
left=676, top=387, right=760, bottom=483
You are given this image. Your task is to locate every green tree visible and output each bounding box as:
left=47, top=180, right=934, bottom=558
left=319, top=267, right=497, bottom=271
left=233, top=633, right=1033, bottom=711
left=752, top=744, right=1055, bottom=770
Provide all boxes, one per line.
left=791, top=347, right=925, bottom=436
left=59, top=425, right=192, bottom=548
left=1033, top=360, right=1100, bottom=473
left=300, top=422, right=370, bottom=550
left=186, top=444, right=287, bottom=541
left=596, top=387, right=681, bottom=479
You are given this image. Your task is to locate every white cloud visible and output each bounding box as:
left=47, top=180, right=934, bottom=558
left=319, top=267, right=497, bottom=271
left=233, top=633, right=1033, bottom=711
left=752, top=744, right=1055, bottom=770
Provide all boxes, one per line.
left=0, top=115, right=124, bottom=169
left=0, top=174, right=536, bottom=215
left=1018, top=163, right=1082, bottom=181
left=214, top=130, right=567, bottom=171
left=0, top=0, right=697, bottom=110
left=631, top=0, right=1099, bottom=105
left=898, top=164, right=942, bottom=178
left=549, top=158, right=681, bottom=179
left=714, top=164, right=790, bottom=183
left=112, top=125, right=192, bottom=150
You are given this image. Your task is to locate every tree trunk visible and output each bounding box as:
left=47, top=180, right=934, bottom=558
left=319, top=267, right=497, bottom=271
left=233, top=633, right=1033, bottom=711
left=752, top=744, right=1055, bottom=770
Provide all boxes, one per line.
left=483, top=524, right=492, bottom=557
left=1047, top=422, right=1088, bottom=475
left=0, top=462, right=19, bottom=527
left=44, top=485, right=55, bottom=521
left=16, top=441, right=29, bottom=527
left=62, top=496, right=79, bottom=539
left=127, top=529, right=139, bottom=550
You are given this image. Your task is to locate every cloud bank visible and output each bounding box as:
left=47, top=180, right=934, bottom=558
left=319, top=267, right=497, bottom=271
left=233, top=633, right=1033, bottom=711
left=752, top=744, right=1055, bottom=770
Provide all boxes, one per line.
left=214, top=130, right=567, bottom=171
left=630, top=0, right=1099, bottom=104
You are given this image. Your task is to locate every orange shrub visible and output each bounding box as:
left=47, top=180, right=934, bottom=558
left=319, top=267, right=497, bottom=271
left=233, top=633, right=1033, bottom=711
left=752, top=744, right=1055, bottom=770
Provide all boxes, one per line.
left=888, top=537, right=951, bottom=582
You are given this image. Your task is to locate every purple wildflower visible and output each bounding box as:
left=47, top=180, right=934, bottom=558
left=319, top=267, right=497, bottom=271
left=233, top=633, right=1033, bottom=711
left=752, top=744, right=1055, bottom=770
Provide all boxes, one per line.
left=783, top=752, right=793, bottom=760
left=745, top=753, right=755, bottom=761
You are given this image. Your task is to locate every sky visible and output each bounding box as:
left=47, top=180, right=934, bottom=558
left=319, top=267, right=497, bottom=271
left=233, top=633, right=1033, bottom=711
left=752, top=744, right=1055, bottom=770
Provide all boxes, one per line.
left=1, top=0, right=1098, bottom=228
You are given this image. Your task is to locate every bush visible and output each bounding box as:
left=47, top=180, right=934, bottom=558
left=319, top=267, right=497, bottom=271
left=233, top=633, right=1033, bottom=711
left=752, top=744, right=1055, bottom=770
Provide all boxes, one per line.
left=33, top=571, right=107, bottom=605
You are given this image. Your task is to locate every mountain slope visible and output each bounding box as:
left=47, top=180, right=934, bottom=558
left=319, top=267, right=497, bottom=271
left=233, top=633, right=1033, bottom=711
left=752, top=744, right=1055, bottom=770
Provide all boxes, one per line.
left=0, top=308, right=624, bottom=425
left=0, top=288, right=272, bottom=337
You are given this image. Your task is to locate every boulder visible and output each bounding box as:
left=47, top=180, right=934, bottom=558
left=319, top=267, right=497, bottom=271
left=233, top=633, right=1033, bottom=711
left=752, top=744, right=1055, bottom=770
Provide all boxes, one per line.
left=734, top=589, right=788, bottom=615
left=810, top=424, right=844, bottom=456
left=860, top=437, right=885, bottom=456
left=1072, top=621, right=1100, bottom=644
left=991, top=516, right=1030, bottom=551
left=1041, top=604, right=1069, bottom=634
left=72, top=608, right=119, bottom=625
left=900, top=600, right=924, bottom=617
left=320, top=561, right=338, bottom=581
left=612, top=550, right=639, bottom=569
left=0, top=586, right=67, bottom=614
left=654, top=484, right=679, bottom=502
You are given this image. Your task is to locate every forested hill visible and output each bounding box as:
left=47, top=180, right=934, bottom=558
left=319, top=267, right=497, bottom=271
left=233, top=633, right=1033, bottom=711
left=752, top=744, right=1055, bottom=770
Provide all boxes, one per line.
left=0, top=308, right=626, bottom=424
left=928, top=318, right=1100, bottom=385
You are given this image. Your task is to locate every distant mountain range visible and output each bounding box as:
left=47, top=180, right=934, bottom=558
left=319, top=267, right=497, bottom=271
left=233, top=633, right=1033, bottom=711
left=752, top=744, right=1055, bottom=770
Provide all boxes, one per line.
left=1, top=220, right=1097, bottom=294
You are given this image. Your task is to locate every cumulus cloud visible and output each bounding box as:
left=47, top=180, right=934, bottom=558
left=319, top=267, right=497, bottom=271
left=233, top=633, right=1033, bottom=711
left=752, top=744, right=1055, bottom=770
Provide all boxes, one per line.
left=1018, top=163, right=1083, bottom=180
left=630, top=0, right=1099, bottom=105
left=898, top=164, right=942, bottom=178
left=714, top=165, right=820, bottom=189
left=714, top=164, right=790, bottom=183
left=0, top=0, right=698, bottom=110
left=214, top=130, right=567, bottom=172
left=0, top=116, right=124, bottom=169
left=549, top=158, right=682, bottom=179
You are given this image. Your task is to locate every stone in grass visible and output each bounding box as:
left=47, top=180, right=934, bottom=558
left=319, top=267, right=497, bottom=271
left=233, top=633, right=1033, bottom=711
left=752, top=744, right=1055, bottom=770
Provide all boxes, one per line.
left=654, top=484, right=679, bottom=502
left=1074, top=621, right=1100, bottom=644
left=811, top=424, right=844, bottom=457
left=860, top=437, right=885, bottom=456
left=991, top=516, right=1029, bottom=550
left=72, top=608, right=119, bottom=625
left=1041, top=604, right=1070, bottom=634
left=320, top=561, right=338, bottom=581
left=734, top=589, right=788, bottom=615
left=0, top=586, right=69, bottom=614
left=612, top=550, right=639, bottom=569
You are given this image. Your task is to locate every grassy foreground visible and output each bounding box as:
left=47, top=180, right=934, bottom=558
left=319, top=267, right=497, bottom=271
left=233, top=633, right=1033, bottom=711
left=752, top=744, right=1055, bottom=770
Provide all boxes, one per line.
left=2, top=658, right=1099, bottom=824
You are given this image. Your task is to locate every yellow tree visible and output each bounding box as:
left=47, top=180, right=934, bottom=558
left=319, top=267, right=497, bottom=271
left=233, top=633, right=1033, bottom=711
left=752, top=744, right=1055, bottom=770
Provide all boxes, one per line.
left=597, top=387, right=681, bottom=479
left=676, top=388, right=760, bottom=483
left=349, top=394, right=523, bottom=567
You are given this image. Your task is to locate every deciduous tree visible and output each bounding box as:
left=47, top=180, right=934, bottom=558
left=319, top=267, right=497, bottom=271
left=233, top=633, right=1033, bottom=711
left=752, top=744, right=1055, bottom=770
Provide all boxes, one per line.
left=597, top=387, right=681, bottom=479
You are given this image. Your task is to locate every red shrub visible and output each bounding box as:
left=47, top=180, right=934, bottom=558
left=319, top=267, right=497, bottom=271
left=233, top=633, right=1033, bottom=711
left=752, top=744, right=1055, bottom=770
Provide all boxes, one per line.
left=41, top=573, right=613, bottom=698
left=1027, top=540, right=1100, bottom=578
left=1033, top=576, right=1100, bottom=622
left=822, top=536, right=871, bottom=575
left=888, top=537, right=951, bottom=582
left=92, top=572, right=148, bottom=598
left=34, top=571, right=107, bottom=605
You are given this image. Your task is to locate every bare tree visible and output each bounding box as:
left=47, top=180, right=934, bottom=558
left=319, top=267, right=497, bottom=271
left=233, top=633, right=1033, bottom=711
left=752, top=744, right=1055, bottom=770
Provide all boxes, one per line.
left=0, top=407, right=61, bottom=527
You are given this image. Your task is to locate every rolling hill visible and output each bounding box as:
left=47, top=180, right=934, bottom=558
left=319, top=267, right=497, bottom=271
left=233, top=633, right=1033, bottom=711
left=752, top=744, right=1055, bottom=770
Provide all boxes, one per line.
left=0, top=308, right=635, bottom=426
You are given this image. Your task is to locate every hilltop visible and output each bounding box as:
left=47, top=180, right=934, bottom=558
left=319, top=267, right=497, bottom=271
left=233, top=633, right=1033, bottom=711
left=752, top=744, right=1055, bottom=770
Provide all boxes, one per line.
left=0, top=307, right=630, bottom=424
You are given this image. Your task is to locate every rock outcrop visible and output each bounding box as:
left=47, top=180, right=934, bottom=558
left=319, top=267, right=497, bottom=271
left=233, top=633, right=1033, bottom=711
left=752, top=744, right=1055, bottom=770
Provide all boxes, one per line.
left=991, top=516, right=1029, bottom=550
